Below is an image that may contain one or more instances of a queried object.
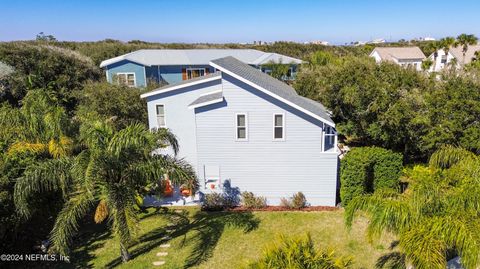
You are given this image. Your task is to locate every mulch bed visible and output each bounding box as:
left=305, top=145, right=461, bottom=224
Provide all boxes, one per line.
left=228, top=205, right=338, bottom=212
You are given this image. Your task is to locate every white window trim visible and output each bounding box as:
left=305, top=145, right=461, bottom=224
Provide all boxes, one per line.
left=116, top=72, right=136, bottom=87
left=273, top=113, right=285, bottom=141
left=156, top=104, right=167, bottom=128
left=235, top=113, right=248, bottom=141
left=186, top=67, right=206, bottom=79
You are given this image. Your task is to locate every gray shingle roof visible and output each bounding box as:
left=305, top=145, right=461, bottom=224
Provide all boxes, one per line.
left=100, top=49, right=304, bottom=68
left=188, top=90, right=223, bottom=108
left=211, top=56, right=334, bottom=126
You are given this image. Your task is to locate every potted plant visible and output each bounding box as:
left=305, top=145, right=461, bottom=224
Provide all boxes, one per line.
left=180, top=179, right=199, bottom=201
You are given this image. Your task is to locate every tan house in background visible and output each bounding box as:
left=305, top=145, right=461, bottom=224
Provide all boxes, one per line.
left=370, top=47, right=426, bottom=71
left=427, top=45, right=480, bottom=72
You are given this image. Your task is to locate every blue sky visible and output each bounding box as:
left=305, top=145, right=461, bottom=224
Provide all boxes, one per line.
left=1, top=0, right=479, bottom=44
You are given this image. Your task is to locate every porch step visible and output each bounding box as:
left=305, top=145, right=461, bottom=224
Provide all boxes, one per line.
left=153, top=261, right=165, bottom=266
left=160, top=244, right=170, bottom=248
left=156, top=252, right=168, bottom=257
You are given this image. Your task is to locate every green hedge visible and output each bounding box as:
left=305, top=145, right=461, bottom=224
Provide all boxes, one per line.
left=340, top=147, right=403, bottom=206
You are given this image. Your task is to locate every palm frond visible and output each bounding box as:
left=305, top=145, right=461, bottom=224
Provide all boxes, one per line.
left=134, top=155, right=197, bottom=186
left=429, top=145, right=478, bottom=169
left=107, top=186, right=139, bottom=245
left=48, top=136, right=73, bottom=158
left=107, top=123, right=151, bottom=157
left=79, top=120, right=114, bottom=151
left=400, top=223, right=446, bottom=269
left=14, top=158, right=73, bottom=218
left=345, top=190, right=411, bottom=236
left=151, top=127, right=179, bottom=155
left=50, top=190, right=95, bottom=255
left=7, top=141, right=47, bottom=156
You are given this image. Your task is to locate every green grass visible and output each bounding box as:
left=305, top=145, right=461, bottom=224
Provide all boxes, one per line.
left=61, top=207, right=394, bottom=269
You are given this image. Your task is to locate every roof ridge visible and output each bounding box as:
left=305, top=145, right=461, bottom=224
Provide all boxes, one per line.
left=210, top=56, right=334, bottom=126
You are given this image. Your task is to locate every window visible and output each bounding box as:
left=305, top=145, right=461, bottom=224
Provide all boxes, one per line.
left=441, top=55, right=448, bottom=64
left=235, top=113, right=247, bottom=140
left=262, top=68, right=272, bottom=75
left=117, top=73, right=136, bottom=87
left=156, top=105, right=166, bottom=127
left=187, top=68, right=206, bottom=79
left=273, top=113, right=284, bottom=140
left=287, top=67, right=294, bottom=77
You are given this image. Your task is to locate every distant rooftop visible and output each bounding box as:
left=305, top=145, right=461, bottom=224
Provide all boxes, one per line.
left=371, top=46, right=426, bottom=61
left=100, top=49, right=304, bottom=68
left=448, top=44, right=480, bottom=65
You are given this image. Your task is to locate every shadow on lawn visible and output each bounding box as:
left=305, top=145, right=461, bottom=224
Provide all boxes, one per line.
left=102, top=208, right=259, bottom=268
left=57, top=222, right=111, bottom=269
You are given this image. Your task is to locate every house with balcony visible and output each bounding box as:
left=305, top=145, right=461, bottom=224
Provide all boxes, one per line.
left=141, top=56, right=339, bottom=206
left=100, top=49, right=303, bottom=87
left=370, top=47, right=426, bottom=71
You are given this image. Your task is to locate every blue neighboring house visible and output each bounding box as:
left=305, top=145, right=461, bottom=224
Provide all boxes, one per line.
left=100, top=49, right=304, bottom=87
left=141, top=56, right=339, bottom=206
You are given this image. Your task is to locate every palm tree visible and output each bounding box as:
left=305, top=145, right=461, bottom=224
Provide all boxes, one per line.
left=440, top=37, right=456, bottom=53
left=345, top=146, right=480, bottom=269
left=1, top=89, right=73, bottom=159
left=439, top=37, right=456, bottom=57
left=426, top=41, right=441, bottom=71
left=455, top=34, right=478, bottom=65
left=14, top=121, right=196, bottom=262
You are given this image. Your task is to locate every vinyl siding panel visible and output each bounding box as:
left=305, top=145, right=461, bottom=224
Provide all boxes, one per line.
left=145, top=66, right=160, bottom=84
left=195, top=74, right=338, bottom=206
left=159, top=65, right=215, bottom=84
left=106, top=60, right=146, bottom=87
left=146, top=80, right=222, bottom=170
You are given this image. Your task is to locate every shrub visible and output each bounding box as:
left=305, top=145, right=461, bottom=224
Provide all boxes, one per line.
left=75, top=82, right=147, bottom=129
left=0, top=42, right=101, bottom=110
left=241, top=192, right=267, bottom=209
left=340, top=146, right=403, bottom=206
left=279, top=197, right=291, bottom=208
left=201, top=191, right=239, bottom=211
left=280, top=192, right=308, bottom=209
left=291, top=192, right=307, bottom=209
left=201, top=193, right=226, bottom=211
left=248, top=233, right=353, bottom=269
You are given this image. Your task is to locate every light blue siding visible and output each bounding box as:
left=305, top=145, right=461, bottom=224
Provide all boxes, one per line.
left=105, top=62, right=297, bottom=87
left=158, top=65, right=214, bottom=84
left=194, top=74, right=338, bottom=206
left=106, top=60, right=146, bottom=87
left=145, top=66, right=160, bottom=85
left=145, top=80, right=223, bottom=171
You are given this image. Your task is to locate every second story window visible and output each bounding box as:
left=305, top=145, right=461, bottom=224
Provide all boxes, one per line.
left=187, top=68, right=206, bottom=79
left=236, top=113, right=247, bottom=140
left=273, top=113, right=285, bottom=140
left=156, top=104, right=166, bottom=128
left=117, top=73, right=136, bottom=87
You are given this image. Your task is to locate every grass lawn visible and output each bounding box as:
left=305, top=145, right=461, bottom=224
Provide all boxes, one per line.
left=60, top=207, right=394, bottom=269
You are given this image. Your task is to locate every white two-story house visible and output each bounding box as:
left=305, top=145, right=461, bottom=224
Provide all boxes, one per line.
left=427, top=45, right=480, bottom=72
left=141, top=56, right=339, bottom=206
